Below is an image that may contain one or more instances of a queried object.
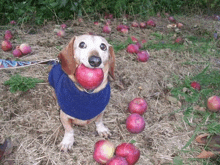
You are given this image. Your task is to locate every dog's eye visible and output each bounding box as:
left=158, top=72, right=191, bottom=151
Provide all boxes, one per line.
left=100, top=43, right=107, bottom=51
left=79, top=42, right=87, bottom=49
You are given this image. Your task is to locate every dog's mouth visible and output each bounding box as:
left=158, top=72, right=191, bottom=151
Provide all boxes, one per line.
left=74, top=63, right=104, bottom=93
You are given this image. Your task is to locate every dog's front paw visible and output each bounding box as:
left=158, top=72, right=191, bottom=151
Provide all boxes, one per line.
left=96, top=122, right=111, bottom=138
left=59, top=131, right=74, bottom=152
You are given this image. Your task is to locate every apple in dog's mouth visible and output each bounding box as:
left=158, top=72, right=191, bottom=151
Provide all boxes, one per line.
left=75, top=63, right=104, bottom=90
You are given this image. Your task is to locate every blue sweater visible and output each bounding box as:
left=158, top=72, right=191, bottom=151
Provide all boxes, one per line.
left=48, top=64, right=111, bottom=120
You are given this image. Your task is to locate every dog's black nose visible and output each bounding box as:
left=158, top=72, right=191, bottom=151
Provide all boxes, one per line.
left=89, top=56, right=102, bottom=67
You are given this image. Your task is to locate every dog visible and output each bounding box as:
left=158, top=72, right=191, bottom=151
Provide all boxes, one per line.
left=48, top=34, right=115, bottom=151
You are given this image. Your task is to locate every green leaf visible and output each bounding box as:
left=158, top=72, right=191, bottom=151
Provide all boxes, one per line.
left=4, top=74, right=44, bottom=93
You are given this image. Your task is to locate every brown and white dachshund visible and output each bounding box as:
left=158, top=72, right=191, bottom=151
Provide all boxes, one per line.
left=48, top=34, right=115, bottom=152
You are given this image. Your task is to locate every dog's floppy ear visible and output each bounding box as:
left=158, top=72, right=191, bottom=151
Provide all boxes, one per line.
left=58, top=37, right=77, bottom=75
left=108, top=46, right=115, bottom=80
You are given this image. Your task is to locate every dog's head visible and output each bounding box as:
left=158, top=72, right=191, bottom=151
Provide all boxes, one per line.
left=58, top=35, right=115, bottom=90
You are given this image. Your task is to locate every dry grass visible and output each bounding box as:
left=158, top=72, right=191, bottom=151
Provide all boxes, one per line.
left=0, top=15, right=218, bottom=164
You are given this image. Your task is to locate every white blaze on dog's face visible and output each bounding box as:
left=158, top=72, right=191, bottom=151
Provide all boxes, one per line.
left=74, top=35, right=110, bottom=68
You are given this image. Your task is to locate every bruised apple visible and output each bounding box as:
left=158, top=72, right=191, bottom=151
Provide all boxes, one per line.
left=75, top=64, right=104, bottom=90
left=106, top=156, right=128, bottom=165
left=137, top=50, right=149, bottom=62
left=115, top=143, right=140, bottom=165
left=128, top=98, right=148, bottom=115
left=207, top=96, right=220, bottom=112
left=93, top=140, right=115, bottom=164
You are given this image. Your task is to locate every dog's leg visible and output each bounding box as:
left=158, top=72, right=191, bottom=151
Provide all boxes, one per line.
left=59, top=110, right=74, bottom=152
left=95, top=111, right=110, bottom=138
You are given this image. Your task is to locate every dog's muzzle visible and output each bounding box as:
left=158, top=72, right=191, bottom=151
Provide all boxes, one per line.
left=89, top=55, right=102, bottom=67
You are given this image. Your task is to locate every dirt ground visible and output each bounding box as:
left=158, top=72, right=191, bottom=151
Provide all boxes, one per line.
left=0, top=15, right=219, bottom=164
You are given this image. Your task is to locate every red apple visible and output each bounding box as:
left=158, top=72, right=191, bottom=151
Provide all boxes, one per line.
left=94, top=21, right=99, bottom=25
left=57, top=29, right=65, bottom=37
left=146, top=19, right=156, bottom=27
left=1, top=40, right=12, bottom=51
left=207, top=96, right=220, bottom=112
left=115, top=143, right=140, bottom=165
left=128, top=98, right=148, bottom=115
left=93, top=140, right=115, bottom=164
left=175, top=37, right=183, bottom=44
left=61, top=24, right=67, bottom=29
left=126, top=44, right=139, bottom=54
left=103, top=25, right=111, bottom=34
left=10, top=20, right=16, bottom=25
left=106, top=155, right=128, bottom=165
left=131, top=36, right=138, bottom=43
left=190, top=81, right=201, bottom=91
left=139, top=22, right=147, bottom=28
left=137, top=51, right=150, bottom=62
left=75, top=64, right=104, bottom=90
left=168, top=16, right=176, bottom=23
left=12, top=47, right=23, bottom=57
left=117, top=25, right=129, bottom=32
left=126, top=113, right=145, bottom=134
left=131, top=21, right=139, bottom=27
left=4, top=30, right=13, bottom=40
left=177, top=22, right=183, bottom=28
left=121, top=28, right=129, bottom=34
left=19, top=43, right=32, bottom=55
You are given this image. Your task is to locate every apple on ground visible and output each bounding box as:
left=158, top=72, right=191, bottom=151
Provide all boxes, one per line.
left=207, top=96, right=220, bottom=112
left=1, top=40, right=12, bottom=51
left=168, top=16, right=176, bottom=23
left=126, top=44, right=139, bottom=54
left=139, top=22, right=147, bottom=28
left=13, top=47, right=23, bottom=57
left=19, top=43, right=32, bottom=55
left=117, top=25, right=129, bottom=32
left=175, top=37, right=183, bottom=44
left=60, top=24, right=67, bottom=29
left=93, top=140, right=115, bottom=164
left=131, top=36, right=138, bottom=43
left=75, top=64, right=104, bottom=90
left=131, top=21, right=139, bottom=27
left=177, top=22, right=183, bottom=28
left=190, top=81, right=201, bottom=91
left=57, top=29, right=65, bottom=37
left=146, top=19, right=156, bottom=27
left=137, top=51, right=150, bottom=62
left=4, top=30, right=13, bottom=40
left=121, top=28, right=128, bottom=34
left=103, top=25, right=111, bottom=34
left=126, top=113, right=145, bottom=134
left=94, top=21, right=99, bottom=26
left=106, top=156, right=128, bottom=165
left=115, top=143, right=140, bottom=165
left=10, top=20, right=16, bottom=25
left=128, top=98, right=148, bottom=115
